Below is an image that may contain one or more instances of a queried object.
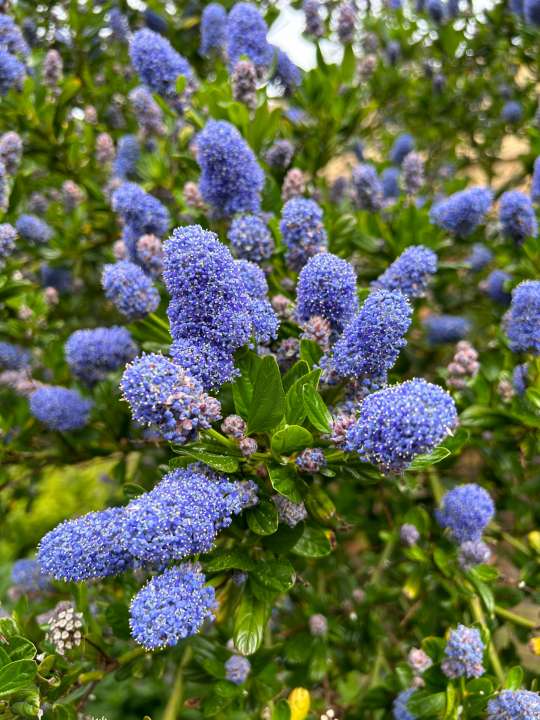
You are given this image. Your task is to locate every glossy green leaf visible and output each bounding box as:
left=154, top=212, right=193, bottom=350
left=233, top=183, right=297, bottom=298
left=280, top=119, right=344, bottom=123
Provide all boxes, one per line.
left=271, top=425, right=313, bottom=456
left=292, top=525, right=332, bottom=558
left=248, top=356, right=285, bottom=433
left=233, top=590, right=270, bottom=656
left=252, top=559, right=296, bottom=592
left=247, top=500, right=279, bottom=536
left=0, top=660, right=36, bottom=698
left=302, top=384, right=332, bottom=433
left=268, top=464, right=304, bottom=503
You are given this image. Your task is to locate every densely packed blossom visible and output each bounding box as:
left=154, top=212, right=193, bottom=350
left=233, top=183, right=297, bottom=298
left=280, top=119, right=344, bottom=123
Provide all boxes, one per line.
left=446, top=340, right=480, bottom=390
left=402, top=152, right=425, bottom=194
left=487, top=690, right=540, bottom=719
left=102, top=261, right=160, bottom=320
left=129, top=29, right=194, bottom=102
left=169, top=337, right=238, bottom=390
left=29, top=386, right=92, bottom=431
left=196, top=120, right=264, bottom=217
left=65, top=327, right=137, bottom=384
left=390, top=133, right=414, bottom=165
left=424, top=314, right=471, bottom=344
left=122, top=466, right=247, bottom=565
left=108, top=8, right=130, bottom=42
left=273, top=48, right=302, bottom=94
left=11, top=558, right=50, bottom=592
left=274, top=495, right=308, bottom=527
left=296, top=447, right=326, bottom=472
left=372, top=245, right=437, bottom=299
left=296, top=252, right=358, bottom=332
left=458, top=539, right=491, bottom=570
left=330, top=290, right=412, bottom=385
left=346, top=379, right=458, bottom=473
left=45, top=602, right=84, bottom=656
left=199, top=3, right=227, bottom=57
left=279, top=197, right=328, bottom=270
left=0, top=340, right=30, bottom=370
left=112, top=135, right=140, bottom=180
left=226, top=2, right=273, bottom=71
left=0, top=221, right=16, bottom=264
left=400, top=524, right=420, bottom=546
left=0, top=130, right=22, bottom=174
left=120, top=353, right=221, bottom=443
left=129, top=564, right=216, bottom=650
left=483, top=270, right=512, bottom=305
left=16, top=214, right=53, bottom=244
left=0, top=14, right=29, bottom=57
left=436, top=484, right=494, bottom=543
left=504, top=280, right=540, bottom=354
left=129, top=86, right=165, bottom=137
left=466, top=243, right=493, bottom=271
left=0, top=48, right=25, bottom=95
left=225, top=655, right=252, bottom=684
left=38, top=507, right=132, bottom=581
left=232, top=59, right=258, bottom=109
left=351, top=163, right=383, bottom=211
left=281, top=167, right=306, bottom=201
left=265, top=139, right=294, bottom=169
left=441, top=625, right=485, bottom=679
left=382, top=167, right=400, bottom=199
left=430, top=187, right=493, bottom=237
left=111, top=182, right=170, bottom=256
left=228, top=213, right=274, bottom=262
left=512, top=362, right=529, bottom=395
left=303, top=0, right=324, bottom=37
left=499, top=191, right=538, bottom=244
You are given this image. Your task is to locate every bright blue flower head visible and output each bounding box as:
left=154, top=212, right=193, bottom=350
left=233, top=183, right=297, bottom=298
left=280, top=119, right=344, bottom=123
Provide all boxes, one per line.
left=483, top=269, right=512, bottom=305
left=488, top=690, right=540, bottom=719
left=225, top=655, right=251, bottom=684
left=196, top=120, right=264, bottom=217
left=0, top=48, right=24, bottom=94
left=424, top=314, right=470, bottom=344
left=441, top=625, right=485, bottom=679
left=0, top=341, right=30, bottom=370
left=236, top=259, right=279, bottom=344
left=0, top=14, right=30, bottom=57
left=65, top=327, right=138, bottom=384
left=0, top=222, right=16, bottom=264
left=30, top=386, right=92, bottom=431
left=273, top=48, right=302, bottom=94
left=16, top=214, right=53, bottom=244
left=372, top=245, right=438, bottom=299
left=499, top=191, right=538, bottom=244
left=200, top=3, right=227, bottom=57
left=130, top=564, right=216, bottom=649
left=504, top=280, right=540, bottom=354
left=532, top=157, right=540, bottom=203
left=466, top=243, right=492, bottom=271
left=37, top=507, right=133, bottom=581
left=123, top=466, right=247, bottom=565
left=227, top=2, right=273, bottom=71
left=296, top=252, right=358, bottom=332
left=331, top=290, right=412, bottom=384
left=11, top=559, right=51, bottom=592
left=102, top=261, right=160, bottom=320
left=112, top=182, right=170, bottom=249
left=390, top=133, right=414, bottom=165
left=351, top=163, right=383, bottom=211
left=382, top=167, right=400, bottom=199
left=129, top=28, right=194, bottom=99
left=393, top=689, right=416, bottom=720
left=280, top=197, right=328, bottom=270
left=113, top=134, right=140, bottom=179
left=164, top=224, right=253, bottom=351
left=436, top=483, right=495, bottom=543
left=430, top=187, right=493, bottom=237
left=109, top=8, right=130, bottom=42
left=501, top=100, right=523, bottom=124
left=228, top=213, right=274, bottom=262
left=170, top=338, right=237, bottom=390
left=121, top=352, right=221, bottom=442
left=345, top=379, right=458, bottom=474
left=512, top=363, right=528, bottom=395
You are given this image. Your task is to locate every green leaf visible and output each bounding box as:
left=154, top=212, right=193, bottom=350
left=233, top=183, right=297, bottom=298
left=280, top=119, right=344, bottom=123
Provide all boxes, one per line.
left=305, top=485, right=336, bottom=524
left=300, top=339, right=323, bottom=368
left=285, top=369, right=321, bottom=425
left=123, top=482, right=146, bottom=500
left=271, top=425, right=313, bottom=456
left=470, top=565, right=499, bottom=583
left=0, top=619, right=18, bottom=639
left=248, top=356, right=285, bottom=433
left=302, top=385, right=332, bottom=433
left=252, top=559, right=296, bottom=592
left=175, top=448, right=239, bottom=473
left=0, top=660, right=36, bottom=699
left=309, top=640, right=328, bottom=681
left=268, top=464, right=304, bottom=503
left=4, top=636, right=36, bottom=662
left=247, top=500, right=279, bottom=535
left=233, top=590, right=270, bottom=656
left=272, top=699, right=291, bottom=720
left=407, top=690, right=446, bottom=718
left=409, top=446, right=451, bottom=470
left=469, top=575, right=495, bottom=614
left=232, top=349, right=261, bottom=417
left=105, top=603, right=131, bottom=640
left=282, top=360, right=309, bottom=392
left=292, top=525, right=332, bottom=558
left=204, top=550, right=255, bottom=573
left=504, top=666, right=524, bottom=690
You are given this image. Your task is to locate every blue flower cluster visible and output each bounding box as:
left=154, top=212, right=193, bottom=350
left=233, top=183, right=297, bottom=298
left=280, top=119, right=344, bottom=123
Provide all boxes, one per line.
left=393, top=688, right=416, bottom=720
left=0, top=15, right=27, bottom=95
left=504, top=280, right=540, bottom=354
left=129, top=564, right=216, bottom=650
left=273, top=48, right=302, bottom=94
left=236, top=258, right=279, bottom=344
left=112, top=182, right=170, bottom=259
left=499, top=190, right=538, bottom=244
left=120, top=352, right=222, bottom=443
left=123, top=467, right=246, bottom=565
left=112, top=134, right=140, bottom=179
left=65, top=327, right=138, bottom=384
left=331, top=290, right=412, bottom=385
left=382, top=167, right=400, bottom=199
left=102, top=261, right=160, bottom=320
left=441, top=624, right=485, bottom=678
left=225, top=655, right=252, bottom=684
left=0, top=48, right=25, bottom=95
left=501, top=100, right=523, bottom=124
left=424, top=314, right=470, bottom=344
left=0, top=340, right=30, bottom=370
left=0, top=222, right=16, bottom=264
left=436, top=483, right=495, bottom=543
left=196, top=120, right=264, bottom=217
left=169, top=338, right=238, bottom=392
left=296, top=252, right=358, bottom=332
left=351, top=163, right=383, bottom=211
left=487, top=690, right=540, bottom=719
left=29, top=386, right=92, bottom=431
left=129, top=29, right=194, bottom=101
left=429, top=187, right=493, bottom=237
left=466, top=243, right=492, bottom=271
left=200, top=3, right=227, bottom=57
left=16, top=214, right=53, bottom=244
left=0, top=14, right=30, bottom=57
left=38, top=506, right=132, bottom=581
left=372, top=245, right=438, bottom=299
left=227, top=213, right=274, bottom=262
left=345, top=379, right=458, bottom=474
left=483, top=269, right=512, bottom=305
left=390, top=133, right=414, bottom=164
left=129, top=87, right=165, bottom=137
left=11, top=558, right=50, bottom=593
left=512, top=362, right=528, bottom=395
left=279, top=197, right=328, bottom=270
left=226, top=2, right=272, bottom=71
